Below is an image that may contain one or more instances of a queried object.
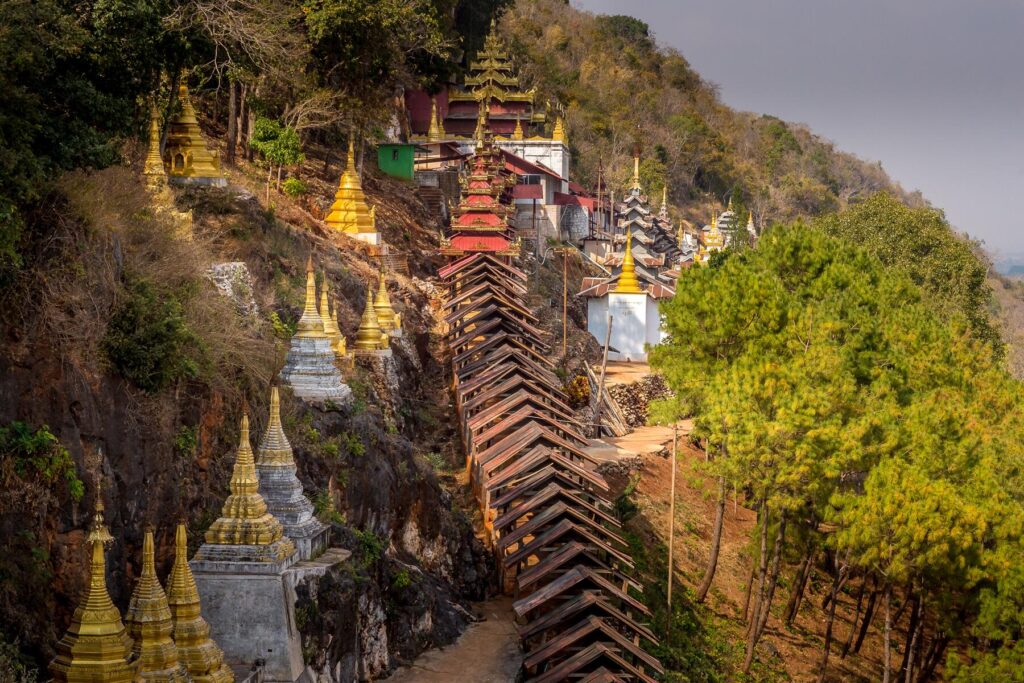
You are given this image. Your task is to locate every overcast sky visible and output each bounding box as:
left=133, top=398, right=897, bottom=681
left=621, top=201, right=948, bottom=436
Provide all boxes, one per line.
left=575, top=0, right=1024, bottom=263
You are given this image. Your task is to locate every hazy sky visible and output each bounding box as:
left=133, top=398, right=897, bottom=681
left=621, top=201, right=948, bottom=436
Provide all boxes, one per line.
left=575, top=0, right=1024, bottom=261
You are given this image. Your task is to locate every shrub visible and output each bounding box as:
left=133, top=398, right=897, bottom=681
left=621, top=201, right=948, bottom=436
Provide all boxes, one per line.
left=103, top=279, right=202, bottom=392
left=0, top=421, right=83, bottom=502
left=563, top=374, right=590, bottom=408
left=173, top=425, right=198, bottom=459
left=282, top=177, right=307, bottom=197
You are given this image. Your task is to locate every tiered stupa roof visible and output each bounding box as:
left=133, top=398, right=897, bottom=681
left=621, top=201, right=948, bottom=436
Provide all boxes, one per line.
left=125, top=530, right=190, bottom=682
left=256, top=386, right=329, bottom=560
left=49, top=496, right=137, bottom=683
left=194, top=414, right=296, bottom=562
left=354, top=286, right=388, bottom=352
left=163, top=83, right=227, bottom=187
left=144, top=106, right=168, bottom=191
left=165, top=524, right=233, bottom=683
left=280, top=257, right=351, bottom=402
left=373, top=269, right=398, bottom=332
left=324, top=141, right=379, bottom=244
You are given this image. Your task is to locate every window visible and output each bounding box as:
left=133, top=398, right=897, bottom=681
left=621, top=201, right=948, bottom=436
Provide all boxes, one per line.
left=520, top=174, right=541, bottom=185
left=392, top=149, right=400, bottom=161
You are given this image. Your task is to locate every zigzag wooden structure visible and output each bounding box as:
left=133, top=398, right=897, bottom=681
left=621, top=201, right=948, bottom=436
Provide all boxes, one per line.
left=440, top=253, right=663, bottom=682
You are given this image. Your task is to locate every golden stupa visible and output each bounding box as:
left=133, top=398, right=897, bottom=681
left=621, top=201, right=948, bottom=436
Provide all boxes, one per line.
left=631, top=153, right=641, bottom=191
left=552, top=115, right=567, bottom=144
left=295, top=256, right=327, bottom=339
left=197, top=414, right=295, bottom=559
left=49, top=494, right=137, bottom=683
left=324, top=141, right=378, bottom=240
left=427, top=98, right=442, bottom=142
left=331, top=297, right=348, bottom=359
left=512, top=117, right=524, bottom=141
left=354, top=286, right=386, bottom=351
left=165, top=524, right=233, bottom=683
left=319, top=277, right=343, bottom=345
left=163, top=82, right=227, bottom=187
left=125, top=529, right=190, bottom=682
left=614, top=235, right=643, bottom=294
left=373, top=270, right=397, bottom=332
left=144, top=106, right=168, bottom=191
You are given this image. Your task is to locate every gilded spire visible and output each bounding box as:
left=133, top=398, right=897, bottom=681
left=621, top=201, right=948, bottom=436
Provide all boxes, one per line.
left=163, top=82, right=226, bottom=186
left=552, top=115, right=566, bottom=144
left=614, top=236, right=642, bottom=294
left=373, top=270, right=397, bottom=331
left=747, top=210, right=755, bottom=232
left=257, top=386, right=292, bottom=467
left=355, top=286, right=385, bottom=350
left=324, top=141, right=377, bottom=236
left=199, top=414, right=294, bottom=553
left=512, top=117, right=524, bottom=140
left=331, top=297, right=348, bottom=359
left=427, top=98, right=442, bottom=142
left=295, top=256, right=326, bottom=338
left=126, top=529, right=190, bottom=682
left=319, top=276, right=343, bottom=343
left=728, top=195, right=734, bottom=210
left=144, top=105, right=167, bottom=189
left=166, top=524, right=233, bottom=683
left=49, top=491, right=136, bottom=683
left=631, top=153, right=640, bottom=190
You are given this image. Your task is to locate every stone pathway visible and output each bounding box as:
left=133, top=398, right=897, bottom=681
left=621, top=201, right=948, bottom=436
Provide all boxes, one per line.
left=386, top=597, right=521, bottom=682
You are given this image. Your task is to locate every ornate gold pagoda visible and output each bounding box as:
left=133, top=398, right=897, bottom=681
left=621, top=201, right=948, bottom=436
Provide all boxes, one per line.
left=50, top=494, right=137, bottom=683
left=163, top=83, right=227, bottom=187
left=354, top=286, right=387, bottom=351
left=373, top=270, right=397, bottom=332
left=125, top=529, right=190, bottom=682
left=296, top=256, right=327, bottom=339
left=427, top=98, right=442, bottom=142
left=165, top=524, right=233, bottom=683
left=196, top=414, right=295, bottom=560
left=324, top=141, right=379, bottom=242
left=614, top=235, right=643, bottom=294
left=552, top=115, right=567, bottom=144
left=144, top=106, right=168, bottom=191
left=319, top=277, right=343, bottom=346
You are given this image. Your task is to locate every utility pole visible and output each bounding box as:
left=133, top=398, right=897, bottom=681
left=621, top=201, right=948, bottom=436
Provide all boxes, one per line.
left=667, top=421, right=678, bottom=639
left=552, top=247, right=571, bottom=359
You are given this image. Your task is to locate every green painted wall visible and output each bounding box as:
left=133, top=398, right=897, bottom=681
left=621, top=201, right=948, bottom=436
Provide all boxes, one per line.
left=377, top=144, right=415, bottom=181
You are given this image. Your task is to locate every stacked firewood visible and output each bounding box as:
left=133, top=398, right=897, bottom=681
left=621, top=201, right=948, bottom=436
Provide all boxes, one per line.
left=607, top=374, right=673, bottom=427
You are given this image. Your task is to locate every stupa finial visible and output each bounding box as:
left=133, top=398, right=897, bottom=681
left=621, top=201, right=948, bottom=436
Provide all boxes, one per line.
left=374, top=268, right=397, bottom=332
left=614, top=236, right=642, bottom=294
left=295, top=257, right=326, bottom=338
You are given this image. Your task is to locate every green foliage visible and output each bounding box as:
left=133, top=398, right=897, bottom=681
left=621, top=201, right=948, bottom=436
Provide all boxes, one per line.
left=354, top=528, right=385, bottom=565
left=613, top=474, right=641, bottom=522
left=424, top=451, right=448, bottom=471
left=0, top=637, right=39, bottom=683
left=0, top=421, right=82, bottom=502
left=250, top=118, right=305, bottom=167
left=282, top=177, right=307, bottom=197
left=103, top=279, right=203, bottom=392
left=173, top=425, right=198, bottom=459
left=814, top=192, right=1000, bottom=353
left=341, top=431, right=365, bottom=458
left=563, top=374, right=590, bottom=409
left=312, top=490, right=344, bottom=524
left=270, top=310, right=297, bottom=340
left=392, top=568, right=412, bottom=589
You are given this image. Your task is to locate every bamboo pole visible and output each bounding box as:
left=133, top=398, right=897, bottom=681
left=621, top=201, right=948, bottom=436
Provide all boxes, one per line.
left=593, top=314, right=613, bottom=437
left=667, top=422, right=678, bottom=638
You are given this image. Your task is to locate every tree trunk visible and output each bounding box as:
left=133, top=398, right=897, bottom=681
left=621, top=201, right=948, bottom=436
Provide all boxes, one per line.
left=239, top=83, right=250, bottom=156
left=695, top=476, right=727, bottom=603
left=841, top=577, right=868, bottom=659
left=900, top=593, right=922, bottom=683
left=816, top=556, right=847, bottom=682
left=276, top=165, right=283, bottom=190
left=743, top=513, right=787, bottom=673
left=853, top=582, right=879, bottom=655
left=747, top=500, right=770, bottom=631
left=883, top=584, right=893, bottom=683
left=226, top=78, right=237, bottom=164
left=266, top=166, right=272, bottom=204
left=821, top=566, right=850, bottom=610
left=741, top=561, right=756, bottom=622
left=916, top=634, right=949, bottom=683
left=783, top=544, right=815, bottom=627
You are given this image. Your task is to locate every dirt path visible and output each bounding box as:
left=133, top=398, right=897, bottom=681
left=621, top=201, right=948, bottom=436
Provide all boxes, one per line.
left=386, top=597, right=521, bottom=683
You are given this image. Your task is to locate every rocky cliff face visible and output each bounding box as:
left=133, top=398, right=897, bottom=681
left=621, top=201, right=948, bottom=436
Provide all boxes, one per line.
left=0, top=164, right=489, bottom=678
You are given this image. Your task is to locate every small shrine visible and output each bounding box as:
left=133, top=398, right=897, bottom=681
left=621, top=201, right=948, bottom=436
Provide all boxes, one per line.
left=165, top=524, right=234, bottom=683
left=256, top=385, right=330, bottom=561
left=696, top=213, right=726, bottom=264
left=280, top=257, right=352, bottom=403
left=49, top=496, right=137, bottom=683
left=374, top=267, right=402, bottom=337
left=124, top=529, right=190, bottom=682
left=324, top=141, right=380, bottom=246
left=579, top=237, right=674, bottom=362
left=190, top=414, right=303, bottom=682
left=163, top=83, right=227, bottom=187
left=353, top=286, right=391, bottom=357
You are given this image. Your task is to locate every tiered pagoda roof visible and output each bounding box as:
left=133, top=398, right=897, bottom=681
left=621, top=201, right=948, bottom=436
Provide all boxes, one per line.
left=441, top=125, right=520, bottom=259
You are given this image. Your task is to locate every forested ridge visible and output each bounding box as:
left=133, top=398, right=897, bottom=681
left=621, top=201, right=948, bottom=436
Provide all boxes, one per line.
left=1, top=0, right=1022, bottom=681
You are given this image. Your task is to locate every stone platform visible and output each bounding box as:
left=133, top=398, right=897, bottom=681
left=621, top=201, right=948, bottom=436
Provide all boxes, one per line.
left=281, top=337, right=352, bottom=403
